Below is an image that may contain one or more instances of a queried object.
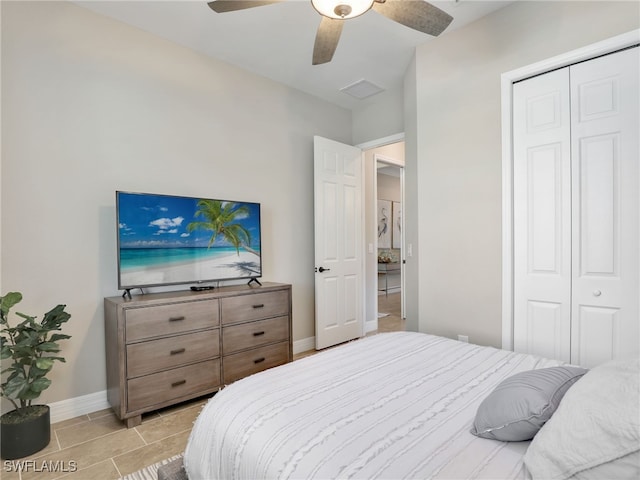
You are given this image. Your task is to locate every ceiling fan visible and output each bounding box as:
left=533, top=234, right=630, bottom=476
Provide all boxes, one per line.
left=207, top=0, right=453, bottom=65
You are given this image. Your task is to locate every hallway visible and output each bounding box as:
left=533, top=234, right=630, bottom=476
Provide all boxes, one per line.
left=377, top=292, right=404, bottom=332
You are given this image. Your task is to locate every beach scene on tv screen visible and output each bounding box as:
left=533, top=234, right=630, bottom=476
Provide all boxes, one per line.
left=118, top=193, right=261, bottom=287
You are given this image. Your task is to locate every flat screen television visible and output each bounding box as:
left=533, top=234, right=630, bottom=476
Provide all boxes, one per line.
left=116, top=191, right=262, bottom=293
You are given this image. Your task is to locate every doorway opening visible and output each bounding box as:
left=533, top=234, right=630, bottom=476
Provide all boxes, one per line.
left=375, top=159, right=404, bottom=332
left=360, top=137, right=406, bottom=334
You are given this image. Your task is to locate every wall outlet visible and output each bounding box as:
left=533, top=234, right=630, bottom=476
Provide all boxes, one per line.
left=457, top=335, right=469, bottom=343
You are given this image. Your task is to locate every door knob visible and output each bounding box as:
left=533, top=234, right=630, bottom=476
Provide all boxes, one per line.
left=318, top=267, right=331, bottom=273
left=593, top=290, right=602, bottom=297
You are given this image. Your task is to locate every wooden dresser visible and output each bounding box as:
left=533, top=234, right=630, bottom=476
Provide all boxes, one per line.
left=104, top=282, right=292, bottom=427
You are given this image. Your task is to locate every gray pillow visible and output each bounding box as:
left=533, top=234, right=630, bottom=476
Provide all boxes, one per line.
left=470, top=366, right=588, bottom=441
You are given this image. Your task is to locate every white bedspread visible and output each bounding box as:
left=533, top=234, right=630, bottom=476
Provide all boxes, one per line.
left=184, top=332, right=561, bottom=480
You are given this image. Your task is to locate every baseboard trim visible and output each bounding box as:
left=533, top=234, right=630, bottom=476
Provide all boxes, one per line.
left=48, top=390, right=110, bottom=424
left=365, top=319, right=378, bottom=333
left=293, top=336, right=315, bottom=354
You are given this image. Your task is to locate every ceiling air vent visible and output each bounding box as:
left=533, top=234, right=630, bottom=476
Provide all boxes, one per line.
left=340, top=79, right=385, bottom=99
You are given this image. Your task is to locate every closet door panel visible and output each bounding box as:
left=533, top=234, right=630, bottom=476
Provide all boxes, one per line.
left=570, top=48, right=639, bottom=367
left=579, top=135, right=617, bottom=272
left=526, top=300, right=566, bottom=361
left=573, top=306, right=619, bottom=368
left=512, top=68, right=571, bottom=362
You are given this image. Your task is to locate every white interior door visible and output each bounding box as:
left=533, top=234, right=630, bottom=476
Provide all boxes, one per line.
left=569, top=48, right=639, bottom=367
left=314, top=136, right=364, bottom=349
left=513, top=68, right=572, bottom=362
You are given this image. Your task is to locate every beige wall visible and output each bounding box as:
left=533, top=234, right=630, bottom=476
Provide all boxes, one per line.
left=1, top=1, right=351, bottom=407
left=352, top=87, right=404, bottom=145
left=406, top=1, right=640, bottom=346
left=377, top=172, right=401, bottom=205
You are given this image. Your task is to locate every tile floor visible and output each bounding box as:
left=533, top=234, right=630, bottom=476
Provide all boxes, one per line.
left=1, top=293, right=403, bottom=480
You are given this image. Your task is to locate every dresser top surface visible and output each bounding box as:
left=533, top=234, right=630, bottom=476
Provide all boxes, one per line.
left=105, top=282, right=291, bottom=307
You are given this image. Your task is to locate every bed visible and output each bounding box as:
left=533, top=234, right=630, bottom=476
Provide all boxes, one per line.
left=172, top=331, right=639, bottom=480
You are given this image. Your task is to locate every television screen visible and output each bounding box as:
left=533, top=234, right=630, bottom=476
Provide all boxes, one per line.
left=116, top=191, right=262, bottom=290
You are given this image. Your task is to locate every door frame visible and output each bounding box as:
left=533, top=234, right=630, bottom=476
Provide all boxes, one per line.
left=500, top=29, right=639, bottom=351
left=373, top=153, right=406, bottom=322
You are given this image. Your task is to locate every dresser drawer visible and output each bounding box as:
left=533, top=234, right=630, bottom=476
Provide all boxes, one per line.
left=223, top=342, right=289, bottom=384
left=222, top=316, right=288, bottom=355
left=127, top=359, right=220, bottom=413
left=220, top=290, right=289, bottom=325
left=126, top=329, right=220, bottom=378
left=125, top=299, right=219, bottom=342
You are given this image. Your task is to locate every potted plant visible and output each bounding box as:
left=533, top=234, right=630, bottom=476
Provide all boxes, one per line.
left=0, top=292, right=71, bottom=459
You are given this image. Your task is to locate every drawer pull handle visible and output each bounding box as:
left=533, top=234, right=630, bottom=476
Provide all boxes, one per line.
left=253, top=331, right=265, bottom=337
left=171, top=379, right=186, bottom=387
left=254, top=357, right=265, bottom=364
left=252, top=304, right=265, bottom=309
left=170, top=348, right=186, bottom=355
left=168, top=316, right=185, bottom=322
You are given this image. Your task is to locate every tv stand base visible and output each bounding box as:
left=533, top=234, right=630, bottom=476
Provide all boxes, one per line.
left=190, top=285, right=215, bottom=291
left=248, top=278, right=262, bottom=286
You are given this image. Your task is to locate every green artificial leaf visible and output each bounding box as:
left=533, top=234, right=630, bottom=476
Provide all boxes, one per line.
left=37, top=342, right=61, bottom=353
left=3, top=374, right=27, bottom=398
left=35, top=357, right=55, bottom=370
left=44, top=356, right=65, bottom=363
left=3, top=370, right=22, bottom=382
left=15, top=311, right=34, bottom=322
left=21, top=388, right=42, bottom=400
left=30, top=377, right=51, bottom=393
left=42, top=305, right=71, bottom=330
left=49, top=333, right=71, bottom=342
left=0, top=345, right=12, bottom=360
left=0, top=292, right=23, bottom=318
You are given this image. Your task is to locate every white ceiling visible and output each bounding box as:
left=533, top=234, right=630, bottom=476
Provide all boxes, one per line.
left=74, top=0, right=512, bottom=109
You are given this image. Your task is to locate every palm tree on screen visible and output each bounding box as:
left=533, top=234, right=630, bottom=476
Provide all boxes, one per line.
left=186, top=200, right=254, bottom=256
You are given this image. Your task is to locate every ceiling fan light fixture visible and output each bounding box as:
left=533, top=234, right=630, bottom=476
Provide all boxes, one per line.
left=311, top=0, right=375, bottom=19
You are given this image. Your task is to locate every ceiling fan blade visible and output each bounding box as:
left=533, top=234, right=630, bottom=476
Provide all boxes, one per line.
left=372, top=0, right=453, bottom=37
left=312, top=17, right=344, bottom=65
left=207, top=1, right=284, bottom=13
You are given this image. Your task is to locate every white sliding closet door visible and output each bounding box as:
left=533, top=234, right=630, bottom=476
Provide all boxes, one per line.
left=513, top=47, right=639, bottom=367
